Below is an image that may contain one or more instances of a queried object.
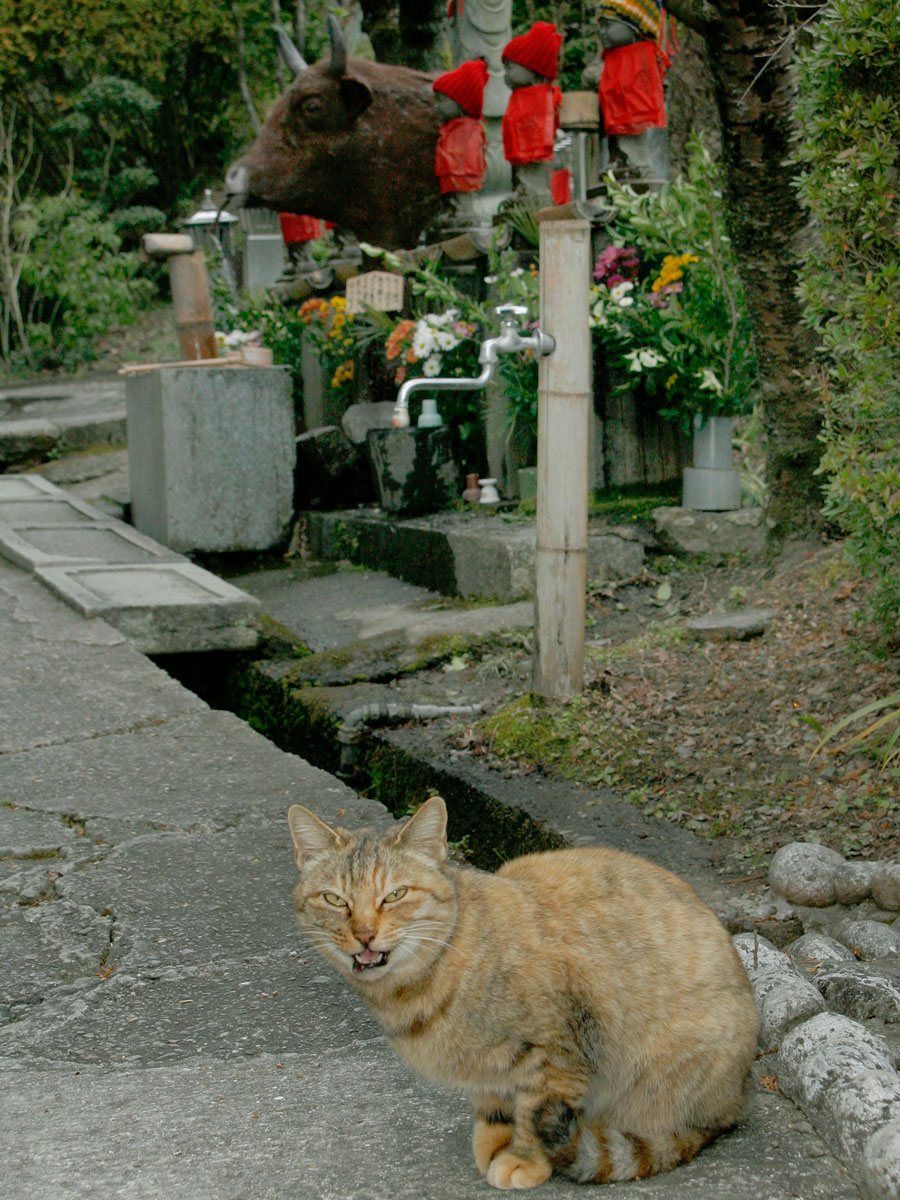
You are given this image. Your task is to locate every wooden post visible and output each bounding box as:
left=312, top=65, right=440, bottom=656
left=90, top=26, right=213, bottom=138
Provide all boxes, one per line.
left=142, top=234, right=218, bottom=362
left=533, top=218, right=591, bottom=701
left=167, top=251, right=219, bottom=361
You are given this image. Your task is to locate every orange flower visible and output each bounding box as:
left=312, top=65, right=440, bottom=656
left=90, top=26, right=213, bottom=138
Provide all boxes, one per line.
left=385, top=319, right=415, bottom=361
left=394, top=366, right=407, bottom=385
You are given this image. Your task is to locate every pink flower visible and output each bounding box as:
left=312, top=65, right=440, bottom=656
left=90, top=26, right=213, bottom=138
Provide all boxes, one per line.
left=593, top=245, right=640, bottom=283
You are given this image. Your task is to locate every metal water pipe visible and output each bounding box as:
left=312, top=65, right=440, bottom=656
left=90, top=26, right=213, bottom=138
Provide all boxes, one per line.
left=391, top=304, right=555, bottom=428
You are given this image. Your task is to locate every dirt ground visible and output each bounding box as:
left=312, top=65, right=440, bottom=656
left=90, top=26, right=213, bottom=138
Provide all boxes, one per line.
left=437, top=538, right=900, bottom=870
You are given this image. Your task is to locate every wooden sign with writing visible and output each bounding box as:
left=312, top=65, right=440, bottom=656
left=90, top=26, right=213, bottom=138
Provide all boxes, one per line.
left=346, top=271, right=405, bottom=314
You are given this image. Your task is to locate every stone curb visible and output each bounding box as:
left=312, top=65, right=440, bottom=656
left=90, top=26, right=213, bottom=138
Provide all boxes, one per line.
left=0, top=412, right=126, bottom=467
left=733, top=933, right=900, bottom=1199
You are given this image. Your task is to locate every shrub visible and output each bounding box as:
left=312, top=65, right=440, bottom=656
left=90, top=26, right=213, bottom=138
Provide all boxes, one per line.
left=16, top=192, right=153, bottom=370
left=795, top=0, right=900, bottom=647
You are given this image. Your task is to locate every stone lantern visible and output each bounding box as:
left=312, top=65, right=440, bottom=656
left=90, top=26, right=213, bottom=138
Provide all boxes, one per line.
left=183, top=189, right=239, bottom=295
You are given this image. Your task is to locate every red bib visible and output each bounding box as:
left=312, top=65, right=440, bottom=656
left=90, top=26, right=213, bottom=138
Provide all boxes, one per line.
left=278, top=213, right=323, bottom=244
left=434, top=117, right=487, bottom=194
left=502, top=84, right=561, bottom=166
left=598, top=41, right=667, bottom=137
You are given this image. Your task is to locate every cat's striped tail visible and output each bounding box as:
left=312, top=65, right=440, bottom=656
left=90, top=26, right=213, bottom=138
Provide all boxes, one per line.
left=537, top=1103, right=716, bottom=1183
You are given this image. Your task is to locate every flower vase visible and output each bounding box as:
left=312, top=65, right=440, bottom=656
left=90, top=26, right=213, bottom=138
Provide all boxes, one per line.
left=417, top=398, right=443, bottom=428
left=462, top=474, right=482, bottom=504
left=478, top=478, right=500, bottom=506
left=682, top=415, right=741, bottom=511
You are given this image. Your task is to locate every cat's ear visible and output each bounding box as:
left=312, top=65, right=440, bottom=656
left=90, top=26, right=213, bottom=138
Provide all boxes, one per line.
left=287, top=805, right=344, bottom=866
left=395, top=795, right=448, bottom=862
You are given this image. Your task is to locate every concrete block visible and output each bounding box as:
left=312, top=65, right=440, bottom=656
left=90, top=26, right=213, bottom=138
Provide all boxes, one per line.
left=682, top=466, right=742, bottom=511
left=0, top=520, right=183, bottom=571
left=126, top=365, right=294, bottom=553
left=35, top=562, right=260, bottom=654
left=0, top=475, right=62, bottom=500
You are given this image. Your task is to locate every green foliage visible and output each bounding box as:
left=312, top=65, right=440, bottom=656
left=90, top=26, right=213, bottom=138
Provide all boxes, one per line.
left=810, top=691, right=900, bottom=776
left=590, top=140, right=758, bottom=432
left=795, top=0, right=900, bottom=647
left=16, top=192, right=154, bottom=370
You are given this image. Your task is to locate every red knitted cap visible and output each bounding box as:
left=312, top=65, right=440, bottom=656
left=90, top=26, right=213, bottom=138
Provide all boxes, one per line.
left=502, top=21, right=562, bottom=81
left=433, top=59, right=489, bottom=119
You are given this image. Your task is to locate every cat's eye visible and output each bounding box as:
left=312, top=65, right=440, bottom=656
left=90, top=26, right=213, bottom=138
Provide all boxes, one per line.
left=383, top=887, right=408, bottom=904
left=322, top=891, right=347, bottom=907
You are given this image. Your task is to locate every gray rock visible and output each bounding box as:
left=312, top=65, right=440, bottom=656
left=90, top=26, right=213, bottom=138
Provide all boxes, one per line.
left=652, top=504, right=768, bottom=556
left=786, top=933, right=855, bottom=978
left=770, top=842, right=846, bottom=907
left=341, top=400, right=397, bottom=444
left=733, top=932, right=791, bottom=977
left=687, top=609, right=776, bottom=642
left=814, top=962, right=900, bottom=1023
left=836, top=860, right=879, bottom=904
left=778, top=1013, right=895, bottom=1103
left=754, top=967, right=827, bottom=1049
left=873, top=863, right=900, bottom=912
left=836, top=920, right=900, bottom=961
left=861, top=1116, right=900, bottom=1200
left=732, top=934, right=825, bottom=1048
left=827, top=1070, right=900, bottom=1160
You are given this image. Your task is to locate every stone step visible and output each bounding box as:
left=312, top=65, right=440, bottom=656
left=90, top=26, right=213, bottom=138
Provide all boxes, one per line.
left=302, top=508, right=645, bottom=601
left=0, top=475, right=259, bottom=654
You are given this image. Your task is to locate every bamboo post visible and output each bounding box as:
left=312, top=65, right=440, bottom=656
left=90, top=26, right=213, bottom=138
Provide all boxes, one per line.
left=533, top=218, right=592, bottom=701
left=143, top=233, right=218, bottom=362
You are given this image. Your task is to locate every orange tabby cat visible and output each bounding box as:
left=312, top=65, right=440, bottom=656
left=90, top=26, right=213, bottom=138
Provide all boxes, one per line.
left=287, top=795, right=758, bottom=1190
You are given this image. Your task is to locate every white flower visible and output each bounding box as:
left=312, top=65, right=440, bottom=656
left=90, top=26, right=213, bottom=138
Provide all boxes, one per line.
left=610, top=281, right=635, bottom=308
left=484, top=274, right=498, bottom=284
left=625, top=347, right=664, bottom=372
left=423, top=354, right=442, bottom=377
left=412, top=320, right=436, bottom=359
left=509, top=267, right=525, bottom=278
left=434, top=328, right=459, bottom=351
left=697, top=367, right=723, bottom=393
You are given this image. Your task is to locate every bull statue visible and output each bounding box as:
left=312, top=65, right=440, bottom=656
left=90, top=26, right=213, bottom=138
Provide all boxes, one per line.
left=225, top=16, right=442, bottom=250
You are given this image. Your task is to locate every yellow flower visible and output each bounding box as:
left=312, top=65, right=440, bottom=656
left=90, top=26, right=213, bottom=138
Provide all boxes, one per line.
left=665, top=372, right=678, bottom=390
left=331, top=360, right=354, bottom=387
left=330, top=296, right=347, bottom=311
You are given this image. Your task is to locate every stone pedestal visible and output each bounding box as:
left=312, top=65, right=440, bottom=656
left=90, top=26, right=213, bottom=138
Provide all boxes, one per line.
left=126, top=366, right=294, bottom=553
left=365, top=427, right=456, bottom=517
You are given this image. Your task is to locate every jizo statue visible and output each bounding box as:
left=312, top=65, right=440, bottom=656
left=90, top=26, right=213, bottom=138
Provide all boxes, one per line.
left=500, top=20, right=563, bottom=201
left=590, top=1, right=673, bottom=189
left=431, top=58, right=489, bottom=234
left=447, top=0, right=513, bottom=196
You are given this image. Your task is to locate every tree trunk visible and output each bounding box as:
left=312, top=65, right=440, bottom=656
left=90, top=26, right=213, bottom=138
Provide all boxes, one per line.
left=666, top=0, right=824, bottom=544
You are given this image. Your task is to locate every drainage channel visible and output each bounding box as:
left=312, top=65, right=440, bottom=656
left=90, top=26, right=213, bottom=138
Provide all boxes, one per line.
left=152, top=647, right=566, bottom=871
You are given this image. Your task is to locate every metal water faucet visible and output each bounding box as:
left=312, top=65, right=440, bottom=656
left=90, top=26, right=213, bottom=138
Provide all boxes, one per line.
left=391, top=304, right=555, bottom=428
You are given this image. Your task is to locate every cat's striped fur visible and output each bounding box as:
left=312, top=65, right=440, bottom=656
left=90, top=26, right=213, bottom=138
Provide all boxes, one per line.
left=288, top=796, right=758, bottom=1189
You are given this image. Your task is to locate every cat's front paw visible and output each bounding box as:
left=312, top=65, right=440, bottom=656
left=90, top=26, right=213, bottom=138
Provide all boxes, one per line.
left=486, top=1151, right=552, bottom=1190
left=473, top=1119, right=513, bottom=1174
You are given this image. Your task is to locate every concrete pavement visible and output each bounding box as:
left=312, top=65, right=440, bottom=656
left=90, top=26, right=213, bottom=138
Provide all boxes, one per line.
left=0, top=374, right=867, bottom=1198
left=0, top=547, right=862, bottom=1200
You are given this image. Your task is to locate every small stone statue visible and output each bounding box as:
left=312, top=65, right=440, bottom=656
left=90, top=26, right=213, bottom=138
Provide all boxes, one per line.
left=279, top=212, right=324, bottom=276
left=500, top=20, right=563, bottom=200
left=432, top=59, right=489, bottom=197
left=590, top=1, right=673, bottom=189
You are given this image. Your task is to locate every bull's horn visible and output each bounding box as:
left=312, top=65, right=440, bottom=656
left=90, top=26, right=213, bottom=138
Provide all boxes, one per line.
left=327, top=13, right=347, bottom=79
left=272, top=24, right=308, bottom=77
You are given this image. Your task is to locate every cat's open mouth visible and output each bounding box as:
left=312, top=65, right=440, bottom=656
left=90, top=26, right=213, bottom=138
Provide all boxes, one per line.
left=352, top=948, right=390, bottom=972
